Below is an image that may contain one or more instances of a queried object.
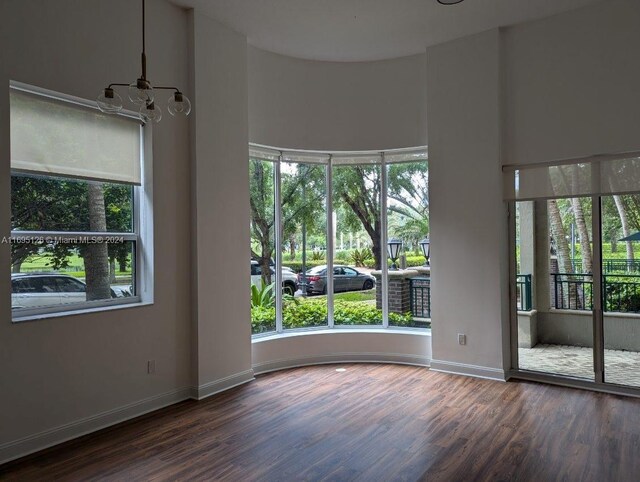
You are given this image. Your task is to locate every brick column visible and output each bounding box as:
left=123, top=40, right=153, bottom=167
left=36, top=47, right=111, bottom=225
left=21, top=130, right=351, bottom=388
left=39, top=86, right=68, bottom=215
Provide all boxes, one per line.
left=372, top=269, right=419, bottom=314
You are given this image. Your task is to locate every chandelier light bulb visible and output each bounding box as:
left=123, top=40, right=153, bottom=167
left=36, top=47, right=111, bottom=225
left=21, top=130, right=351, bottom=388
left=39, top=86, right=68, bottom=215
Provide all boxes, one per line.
left=101, top=1, right=190, bottom=124
left=128, top=79, right=154, bottom=106
left=140, top=101, right=162, bottom=123
left=167, top=92, right=192, bottom=117
left=97, top=88, right=123, bottom=113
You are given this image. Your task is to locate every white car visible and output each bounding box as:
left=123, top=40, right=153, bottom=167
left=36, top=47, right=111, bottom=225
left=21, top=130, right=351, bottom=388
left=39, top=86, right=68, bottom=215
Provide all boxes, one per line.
left=250, top=260, right=298, bottom=295
left=11, top=273, right=131, bottom=310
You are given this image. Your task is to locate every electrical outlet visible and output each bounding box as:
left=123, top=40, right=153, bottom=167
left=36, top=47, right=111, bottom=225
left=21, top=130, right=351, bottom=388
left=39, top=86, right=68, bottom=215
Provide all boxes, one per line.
left=458, top=334, right=466, bottom=345
left=147, top=360, right=156, bottom=374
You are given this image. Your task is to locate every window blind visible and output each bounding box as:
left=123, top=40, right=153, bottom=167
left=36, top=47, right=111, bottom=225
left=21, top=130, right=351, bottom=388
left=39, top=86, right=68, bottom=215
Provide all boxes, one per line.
left=503, top=153, right=640, bottom=201
left=10, top=89, right=142, bottom=185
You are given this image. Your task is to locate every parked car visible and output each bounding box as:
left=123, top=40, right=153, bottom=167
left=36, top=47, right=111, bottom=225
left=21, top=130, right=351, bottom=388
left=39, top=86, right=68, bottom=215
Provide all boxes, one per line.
left=250, top=260, right=298, bottom=295
left=11, top=272, right=131, bottom=310
left=301, top=265, right=376, bottom=295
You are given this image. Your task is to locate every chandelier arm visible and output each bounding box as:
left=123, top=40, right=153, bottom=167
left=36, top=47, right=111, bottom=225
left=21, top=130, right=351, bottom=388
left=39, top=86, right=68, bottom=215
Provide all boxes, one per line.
left=154, top=86, right=181, bottom=92
left=108, top=83, right=131, bottom=89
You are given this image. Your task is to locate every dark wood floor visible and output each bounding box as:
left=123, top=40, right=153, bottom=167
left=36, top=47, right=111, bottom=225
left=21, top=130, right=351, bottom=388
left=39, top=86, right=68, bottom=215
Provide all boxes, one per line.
left=2, top=364, right=640, bottom=481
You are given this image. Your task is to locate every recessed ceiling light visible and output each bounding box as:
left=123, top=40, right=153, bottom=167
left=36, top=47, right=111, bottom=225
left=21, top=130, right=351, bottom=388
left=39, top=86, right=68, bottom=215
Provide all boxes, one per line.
left=437, top=0, right=465, bottom=5
left=336, top=368, right=347, bottom=372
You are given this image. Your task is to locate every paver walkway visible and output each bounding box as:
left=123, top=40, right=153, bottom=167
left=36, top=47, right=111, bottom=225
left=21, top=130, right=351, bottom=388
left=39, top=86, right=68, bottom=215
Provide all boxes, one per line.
left=519, top=344, right=640, bottom=387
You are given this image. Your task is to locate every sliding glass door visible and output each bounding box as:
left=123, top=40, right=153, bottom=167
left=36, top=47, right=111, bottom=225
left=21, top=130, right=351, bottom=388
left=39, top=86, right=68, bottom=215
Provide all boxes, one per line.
left=601, top=194, right=640, bottom=388
left=508, top=155, right=640, bottom=392
left=513, top=198, right=595, bottom=380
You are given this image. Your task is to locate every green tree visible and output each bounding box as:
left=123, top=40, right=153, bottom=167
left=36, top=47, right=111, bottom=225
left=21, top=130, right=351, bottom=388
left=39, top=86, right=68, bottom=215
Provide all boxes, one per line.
left=11, top=175, right=133, bottom=297
left=333, top=162, right=429, bottom=269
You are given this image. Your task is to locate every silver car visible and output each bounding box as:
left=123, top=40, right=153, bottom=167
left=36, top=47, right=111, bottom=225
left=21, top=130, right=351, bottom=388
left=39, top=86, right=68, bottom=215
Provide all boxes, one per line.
left=11, top=273, right=131, bottom=310
left=250, top=260, right=299, bottom=295
left=302, top=265, right=376, bottom=295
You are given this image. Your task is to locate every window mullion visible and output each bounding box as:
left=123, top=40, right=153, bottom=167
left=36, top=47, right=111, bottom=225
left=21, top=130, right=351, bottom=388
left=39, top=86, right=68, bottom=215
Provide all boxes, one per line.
left=327, top=156, right=334, bottom=328
left=275, top=155, right=284, bottom=333
left=381, top=152, right=389, bottom=328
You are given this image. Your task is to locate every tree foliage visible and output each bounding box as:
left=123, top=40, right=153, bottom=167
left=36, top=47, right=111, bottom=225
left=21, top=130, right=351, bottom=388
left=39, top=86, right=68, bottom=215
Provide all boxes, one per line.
left=11, top=175, right=133, bottom=277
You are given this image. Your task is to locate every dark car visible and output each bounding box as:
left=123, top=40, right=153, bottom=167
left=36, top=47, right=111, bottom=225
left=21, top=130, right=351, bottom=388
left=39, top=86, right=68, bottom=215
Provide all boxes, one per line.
left=301, top=265, right=376, bottom=295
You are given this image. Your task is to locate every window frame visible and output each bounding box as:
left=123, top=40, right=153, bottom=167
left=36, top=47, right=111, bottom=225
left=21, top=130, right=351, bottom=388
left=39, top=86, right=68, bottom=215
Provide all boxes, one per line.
left=249, top=143, right=429, bottom=337
left=9, top=82, right=154, bottom=322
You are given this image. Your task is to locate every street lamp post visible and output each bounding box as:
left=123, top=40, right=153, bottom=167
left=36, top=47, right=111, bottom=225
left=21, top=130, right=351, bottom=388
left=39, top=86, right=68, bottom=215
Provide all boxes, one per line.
left=419, top=238, right=430, bottom=266
left=387, top=238, right=403, bottom=271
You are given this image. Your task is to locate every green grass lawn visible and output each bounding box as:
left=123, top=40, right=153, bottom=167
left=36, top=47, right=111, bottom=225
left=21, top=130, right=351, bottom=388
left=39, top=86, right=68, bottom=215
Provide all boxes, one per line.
left=17, top=253, right=132, bottom=282
left=309, top=289, right=376, bottom=303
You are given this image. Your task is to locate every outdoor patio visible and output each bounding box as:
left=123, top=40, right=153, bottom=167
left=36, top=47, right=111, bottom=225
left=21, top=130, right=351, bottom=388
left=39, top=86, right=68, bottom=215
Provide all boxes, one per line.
left=519, top=344, right=640, bottom=387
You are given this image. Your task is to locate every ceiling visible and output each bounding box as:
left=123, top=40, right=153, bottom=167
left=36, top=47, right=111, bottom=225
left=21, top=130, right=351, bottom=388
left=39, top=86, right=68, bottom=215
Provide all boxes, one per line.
left=170, top=0, right=604, bottom=62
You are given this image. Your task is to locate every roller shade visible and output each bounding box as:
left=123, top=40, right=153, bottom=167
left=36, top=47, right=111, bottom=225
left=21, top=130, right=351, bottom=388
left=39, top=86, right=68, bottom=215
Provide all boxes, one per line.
left=248, top=144, right=428, bottom=166
left=385, top=147, right=428, bottom=164
left=10, top=89, right=142, bottom=185
left=503, top=153, right=640, bottom=201
left=249, top=145, right=280, bottom=162
left=282, top=151, right=330, bottom=164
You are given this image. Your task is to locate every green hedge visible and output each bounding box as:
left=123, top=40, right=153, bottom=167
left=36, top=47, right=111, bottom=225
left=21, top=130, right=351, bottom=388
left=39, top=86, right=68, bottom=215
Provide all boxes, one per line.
left=251, top=299, right=413, bottom=334
left=282, top=255, right=426, bottom=273
left=282, top=260, right=326, bottom=272
left=362, top=256, right=426, bottom=269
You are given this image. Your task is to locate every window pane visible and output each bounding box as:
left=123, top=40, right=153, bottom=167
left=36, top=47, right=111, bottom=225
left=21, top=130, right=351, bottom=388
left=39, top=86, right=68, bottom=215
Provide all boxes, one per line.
left=11, top=174, right=134, bottom=233
left=11, top=240, right=135, bottom=311
left=601, top=194, right=640, bottom=387
left=250, top=159, right=276, bottom=334
left=386, top=161, right=430, bottom=328
left=332, top=164, right=381, bottom=326
left=515, top=198, right=594, bottom=380
left=281, top=162, right=328, bottom=329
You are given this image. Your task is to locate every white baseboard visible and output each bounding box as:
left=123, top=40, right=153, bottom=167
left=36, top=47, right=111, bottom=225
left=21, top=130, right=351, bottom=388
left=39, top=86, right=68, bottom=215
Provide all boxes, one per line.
left=0, top=369, right=257, bottom=466
left=253, top=353, right=430, bottom=375
left=0, top=387, right=192, bottom=466
left=430, top=359, right=507, bottom=381
left=192, top=369, right=255, bottom=400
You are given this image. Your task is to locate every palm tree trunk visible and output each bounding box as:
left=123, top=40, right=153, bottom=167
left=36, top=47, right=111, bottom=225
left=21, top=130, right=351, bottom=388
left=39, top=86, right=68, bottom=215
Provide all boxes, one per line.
left=613, top=195, right=634, bottom=264
left=548, top=200, right=577, bottom=307
left=85, top=183, right=111, bottom=301
left=571, top=198, right=592, bottom=274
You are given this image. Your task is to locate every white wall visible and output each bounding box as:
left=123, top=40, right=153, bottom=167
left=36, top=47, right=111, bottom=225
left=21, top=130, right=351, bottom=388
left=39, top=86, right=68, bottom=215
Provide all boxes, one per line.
left=427, top=29, right=510, bottom=380
left=504, top=0, right=640, bottom=165
left=189, top=11, right=253, bottom=397
left=248, top=47, right=427, bottom=151
left=425, top=0, right=640, bottom=379
left=0, top=0, right=192, bottom=462
left=253, top=331, right=431, bottom=374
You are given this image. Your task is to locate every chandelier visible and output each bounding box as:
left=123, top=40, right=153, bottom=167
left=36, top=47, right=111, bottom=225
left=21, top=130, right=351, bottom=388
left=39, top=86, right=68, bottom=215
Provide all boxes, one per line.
left=97, top=0, right=191, bottom=123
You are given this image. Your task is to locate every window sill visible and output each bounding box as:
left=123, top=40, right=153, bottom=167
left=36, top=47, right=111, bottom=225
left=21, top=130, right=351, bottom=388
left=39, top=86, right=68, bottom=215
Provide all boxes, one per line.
left=11, top=299, right=154, bottom=323
left=252, top=326, right=431, bottom=343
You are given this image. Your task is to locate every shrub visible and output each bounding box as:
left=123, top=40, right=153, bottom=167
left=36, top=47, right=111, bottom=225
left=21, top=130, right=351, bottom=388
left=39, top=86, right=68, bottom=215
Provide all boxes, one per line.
left=311, top=250, right=325, bottom=261
left=251, top=283, right=275, bottom=308
left=351, top=248, right=373, bottom=267
left=251, top=306, right=276, bottom=333
left=251, top=298, right=414, bottom=333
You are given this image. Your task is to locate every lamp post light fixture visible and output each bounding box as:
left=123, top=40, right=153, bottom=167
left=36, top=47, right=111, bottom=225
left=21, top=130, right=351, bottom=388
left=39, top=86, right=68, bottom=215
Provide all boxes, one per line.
left=419, top=238, right=430, bottom=266
left=97, top=0, right=191, bottom=123
left=387, top=238, right=403, bottom=271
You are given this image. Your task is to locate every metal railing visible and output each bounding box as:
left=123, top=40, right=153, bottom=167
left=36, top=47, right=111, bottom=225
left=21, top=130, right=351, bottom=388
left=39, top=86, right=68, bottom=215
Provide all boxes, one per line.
left=409, top=276, right=430, bottom=318
left=603, top=275, right=640, bottom=313
left=552, top=273, right=593, bottom=310
left=569, top=258, right=640, bottom=273
left=516, top=274, right=532, bottom=311
left=551, top=273, right=640, bottom=313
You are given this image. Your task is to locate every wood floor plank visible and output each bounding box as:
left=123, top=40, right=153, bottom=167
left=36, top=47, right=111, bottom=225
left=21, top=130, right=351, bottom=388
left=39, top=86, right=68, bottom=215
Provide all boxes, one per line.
left=1, top=364, right=640, bottom=481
